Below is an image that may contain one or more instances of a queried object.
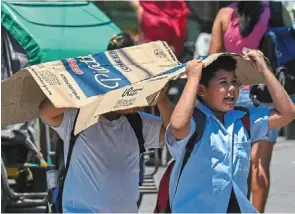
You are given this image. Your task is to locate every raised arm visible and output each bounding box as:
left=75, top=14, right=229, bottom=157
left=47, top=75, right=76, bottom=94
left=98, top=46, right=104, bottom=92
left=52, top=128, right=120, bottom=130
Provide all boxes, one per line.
left=156, top=87, right=175, bottom=143
left=170, top=60, right=203, bottom=139
left=39, top=98, right=66, bottom=127
left=245, top=50, right=295, bottom=130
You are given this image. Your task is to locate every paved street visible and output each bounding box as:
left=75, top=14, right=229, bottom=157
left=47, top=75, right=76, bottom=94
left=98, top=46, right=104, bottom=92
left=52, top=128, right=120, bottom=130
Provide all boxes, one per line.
left=139, top=137, right=295, bottom=213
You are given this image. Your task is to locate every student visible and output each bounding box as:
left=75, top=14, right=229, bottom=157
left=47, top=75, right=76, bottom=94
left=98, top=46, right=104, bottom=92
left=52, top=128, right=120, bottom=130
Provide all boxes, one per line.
left=165, top=50, right=295, bottom=213
left=40, top=33, right=174, bottom=213
left=209, top=1, right=292, bottom=211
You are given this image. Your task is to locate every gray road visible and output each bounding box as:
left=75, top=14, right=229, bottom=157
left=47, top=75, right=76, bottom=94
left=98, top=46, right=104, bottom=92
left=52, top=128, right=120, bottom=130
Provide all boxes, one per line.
left=139, top=137, right=295, bottom=213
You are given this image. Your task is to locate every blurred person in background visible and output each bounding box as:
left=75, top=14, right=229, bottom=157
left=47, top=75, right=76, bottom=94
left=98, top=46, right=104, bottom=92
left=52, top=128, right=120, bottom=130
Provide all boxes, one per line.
left=209, top=1, right=289, bottom=212
left=183, top=1, right=232, bottom=62
left=129, top=0, right=188, bottom=58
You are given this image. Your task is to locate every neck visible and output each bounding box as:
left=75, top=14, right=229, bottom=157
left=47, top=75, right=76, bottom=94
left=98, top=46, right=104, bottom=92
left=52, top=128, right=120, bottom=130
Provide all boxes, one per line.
left=200, top=100, right=225, bottom=124
left=213, top=110, right=225, bottom=124
left=103, top=112, right=121, bottom=121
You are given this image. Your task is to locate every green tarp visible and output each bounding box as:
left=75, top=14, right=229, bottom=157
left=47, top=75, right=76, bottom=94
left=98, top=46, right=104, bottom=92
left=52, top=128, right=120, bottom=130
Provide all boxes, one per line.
left=1, top=1, right=121, bottom=64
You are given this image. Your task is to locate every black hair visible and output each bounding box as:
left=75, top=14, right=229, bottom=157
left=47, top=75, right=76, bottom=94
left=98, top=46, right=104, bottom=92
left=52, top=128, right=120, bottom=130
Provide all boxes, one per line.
left=200, top=55, right=237, bottom=87
left=234, top=1, right=264, bottom=37
left=107, top=32, right=135, bottom=50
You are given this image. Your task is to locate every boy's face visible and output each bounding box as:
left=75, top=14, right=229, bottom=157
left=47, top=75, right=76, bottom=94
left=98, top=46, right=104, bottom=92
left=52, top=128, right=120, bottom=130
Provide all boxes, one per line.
left=198, top=70, right=240, bottom=112
left=116, top=108, right=138, bottom=115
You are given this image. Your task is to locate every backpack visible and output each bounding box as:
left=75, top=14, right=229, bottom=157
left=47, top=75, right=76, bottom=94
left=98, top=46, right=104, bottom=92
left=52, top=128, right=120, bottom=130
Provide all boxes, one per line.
left=47, top=111, right=145, bottom=213
left=251, top=27, right=295, bottom=103
left=154, top=106, right=250, bottom=213
left=250, top=1, right=295, bottom=103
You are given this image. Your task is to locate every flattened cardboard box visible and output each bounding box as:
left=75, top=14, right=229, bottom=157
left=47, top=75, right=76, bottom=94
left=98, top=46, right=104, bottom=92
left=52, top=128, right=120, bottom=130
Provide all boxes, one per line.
left=1, top=41, right=269, bottom=134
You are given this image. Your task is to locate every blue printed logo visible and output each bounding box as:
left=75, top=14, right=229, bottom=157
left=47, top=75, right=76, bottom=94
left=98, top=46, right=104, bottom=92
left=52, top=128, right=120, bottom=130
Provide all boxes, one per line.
left=62, top=53, right=131, bottom=97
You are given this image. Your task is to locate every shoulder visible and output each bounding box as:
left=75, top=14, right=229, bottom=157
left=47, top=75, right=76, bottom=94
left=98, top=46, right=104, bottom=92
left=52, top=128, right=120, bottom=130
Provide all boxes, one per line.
left=138, top=111, right=161, bottom=121
left=218, top=7, right=234, bottom=18
left=214, top=7, right=232, bottom=31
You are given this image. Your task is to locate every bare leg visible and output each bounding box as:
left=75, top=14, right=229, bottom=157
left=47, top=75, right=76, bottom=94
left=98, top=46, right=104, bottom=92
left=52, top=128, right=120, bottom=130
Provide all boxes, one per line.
left=249, top=140, right=274, bottom=213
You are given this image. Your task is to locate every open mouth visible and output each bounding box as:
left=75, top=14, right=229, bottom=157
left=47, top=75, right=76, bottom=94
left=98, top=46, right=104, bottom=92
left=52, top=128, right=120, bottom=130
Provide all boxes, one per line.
left=224, top=95, right=235, bottom=103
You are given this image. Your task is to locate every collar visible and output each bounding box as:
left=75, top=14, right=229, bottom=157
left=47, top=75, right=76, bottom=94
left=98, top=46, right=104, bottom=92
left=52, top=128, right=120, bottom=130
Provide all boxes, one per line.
left=225, top=108, right=247, bottom=128
left=196, top=100, right=247, bottom=130
left=100, top=114, right=124, bottom=126
left=196, top=100, right=218, bottom=120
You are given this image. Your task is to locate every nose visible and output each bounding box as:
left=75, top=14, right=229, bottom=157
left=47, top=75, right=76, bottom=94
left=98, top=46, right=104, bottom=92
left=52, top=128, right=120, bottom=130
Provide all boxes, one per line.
left=228, top=84, right=236, bottom=92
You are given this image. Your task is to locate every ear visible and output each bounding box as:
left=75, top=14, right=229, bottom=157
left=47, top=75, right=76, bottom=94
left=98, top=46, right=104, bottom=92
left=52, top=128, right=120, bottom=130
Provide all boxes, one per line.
left=197, top=84, right=205, bottom=97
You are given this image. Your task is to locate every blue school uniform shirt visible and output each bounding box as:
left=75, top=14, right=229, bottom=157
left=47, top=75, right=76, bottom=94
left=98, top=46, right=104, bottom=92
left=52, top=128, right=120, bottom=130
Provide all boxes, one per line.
left=165, top=101, right=270, bottom=213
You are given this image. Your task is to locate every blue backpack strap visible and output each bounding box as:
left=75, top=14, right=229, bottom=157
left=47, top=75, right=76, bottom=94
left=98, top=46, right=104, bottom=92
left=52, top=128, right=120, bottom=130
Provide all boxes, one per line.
left=125, top=112, right=146, bottom=154
left=57, top=109, right=80, bottom=213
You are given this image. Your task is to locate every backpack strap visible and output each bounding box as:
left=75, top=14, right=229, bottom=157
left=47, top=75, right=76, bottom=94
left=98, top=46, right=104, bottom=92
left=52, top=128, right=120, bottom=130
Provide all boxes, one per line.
left=154, top=160, right=175, bottom=213
left=58, top=109, right=80, bottom=213
left=125, top=112, right=146, bottom=154
left=55, top=137, right=65, bottom=173
left=161, top=107, right=250, bottom=212
left=234, top=106, right=250, bottom=138
left=173, top=108, right=206, bottom=201
left=180, top=108, right=206, bottom=175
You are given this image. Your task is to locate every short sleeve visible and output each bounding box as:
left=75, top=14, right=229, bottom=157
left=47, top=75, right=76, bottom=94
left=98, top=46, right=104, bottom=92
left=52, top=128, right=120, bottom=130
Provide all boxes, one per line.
left=249, top=107, right=270, bottom=142
left=139, top=112, right=163, bottom=150
left=165, top=119, right=196, bottom=160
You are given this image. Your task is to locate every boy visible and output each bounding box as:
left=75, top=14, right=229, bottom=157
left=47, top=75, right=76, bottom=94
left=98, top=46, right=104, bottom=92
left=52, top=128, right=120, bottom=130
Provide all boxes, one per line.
left=40, top=33, right=174, bottom=213
left=166, top=50, right=295, bottom=212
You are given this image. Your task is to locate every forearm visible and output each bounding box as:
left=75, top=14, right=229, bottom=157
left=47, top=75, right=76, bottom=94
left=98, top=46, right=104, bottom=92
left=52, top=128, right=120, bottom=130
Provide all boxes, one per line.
left=39, top=98, right=67, bottom=127
left=170, top=78, right=200, bottom=138
left=261, top=69, right=295, bottom=114
left=157, top=96, right=174, bottom=129
left=40, top=99, right=66, bottom=117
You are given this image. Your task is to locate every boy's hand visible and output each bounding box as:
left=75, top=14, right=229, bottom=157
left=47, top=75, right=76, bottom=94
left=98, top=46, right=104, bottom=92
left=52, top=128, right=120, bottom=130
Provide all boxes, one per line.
left=244, top=49, right=270, bottom=74
left=186, top=59, right=203, bottom=80
left=157, top=84, right=168, bottom=101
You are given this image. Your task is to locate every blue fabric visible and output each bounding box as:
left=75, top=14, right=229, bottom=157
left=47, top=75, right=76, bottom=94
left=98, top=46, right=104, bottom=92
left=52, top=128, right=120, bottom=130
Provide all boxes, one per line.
left=267, top=27, right=295, bottom=66
left=236, top=89, right=254, bottom=108
left=165, top=101, right=270, bottom=213
left=237, top=89, right=279, bottom=143
left=139, top=155, right=144, bottom=185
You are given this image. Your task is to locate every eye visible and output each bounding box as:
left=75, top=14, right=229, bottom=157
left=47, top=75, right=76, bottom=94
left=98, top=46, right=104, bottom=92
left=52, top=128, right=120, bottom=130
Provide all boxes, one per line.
left=232, top=80, right=239, bottom=86
left=219, top=81, right=227, bottom=85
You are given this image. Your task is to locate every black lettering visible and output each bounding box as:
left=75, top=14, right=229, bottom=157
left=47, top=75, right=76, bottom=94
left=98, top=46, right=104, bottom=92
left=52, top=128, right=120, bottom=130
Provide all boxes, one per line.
left=122, top=87, right=143, bottom=97
left=114, top=98, right=136, bottom=108
left=60, top=74, right=80, bottom=100
left=108, top=50, right=132, bottom=72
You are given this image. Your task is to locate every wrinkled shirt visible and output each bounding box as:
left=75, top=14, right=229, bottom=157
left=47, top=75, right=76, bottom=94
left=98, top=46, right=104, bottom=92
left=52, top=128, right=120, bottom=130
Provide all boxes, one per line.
left=166, top=101, right=270, bottom=213
left=52, top=109, right=162, bottom=213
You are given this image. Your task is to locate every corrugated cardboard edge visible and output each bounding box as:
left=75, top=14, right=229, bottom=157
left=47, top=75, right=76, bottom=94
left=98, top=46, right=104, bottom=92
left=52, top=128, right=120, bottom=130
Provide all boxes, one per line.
left=74, top=52, right=272, bottom=134
left=74, top=67, right=186, bottom=134
left=1, top=69, right=46, bottom=126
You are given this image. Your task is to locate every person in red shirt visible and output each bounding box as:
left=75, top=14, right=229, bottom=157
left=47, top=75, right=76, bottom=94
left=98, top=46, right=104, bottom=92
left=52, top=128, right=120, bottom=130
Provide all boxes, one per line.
left=129, top=0, right=189, bottom=57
